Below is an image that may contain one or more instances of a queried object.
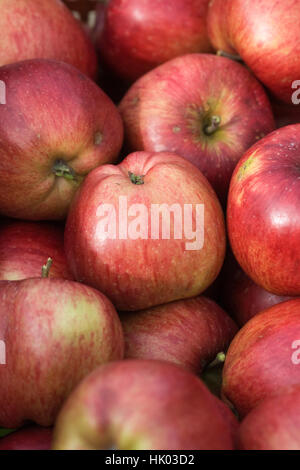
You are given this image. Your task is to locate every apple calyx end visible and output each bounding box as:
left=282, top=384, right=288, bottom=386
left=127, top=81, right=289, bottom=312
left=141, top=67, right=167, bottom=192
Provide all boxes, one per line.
left=128, top=171, right=145, bottom=185
left=203, top=115, right=221, bottom=136
left=52, top=159, right=78, bottom=182
left=42, top=257, right=53, bottom=278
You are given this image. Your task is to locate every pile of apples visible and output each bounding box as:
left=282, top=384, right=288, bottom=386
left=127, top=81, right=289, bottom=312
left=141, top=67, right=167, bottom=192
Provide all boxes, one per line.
left=0, top=0, right=300, bottom=451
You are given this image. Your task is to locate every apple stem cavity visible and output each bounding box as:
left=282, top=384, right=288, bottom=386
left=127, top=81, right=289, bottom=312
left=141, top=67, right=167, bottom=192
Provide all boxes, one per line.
left=128, top=171, right=145, bottom=185
left=52, top=159, right=79, bottom=182
left=203, top=115, right=221, bottom=136
left=217, top=50, right=243, bottom=63
left=42, top=258, right=53, bottom=278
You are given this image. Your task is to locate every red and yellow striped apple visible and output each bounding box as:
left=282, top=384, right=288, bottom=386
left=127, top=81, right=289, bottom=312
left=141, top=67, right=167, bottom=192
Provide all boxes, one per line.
left=52, top=360, right=238, bottom=450
left=121, top=296, right=237, bottom=374
left=0, top=220, right=72, bottom=281
left=0, top=275, right=124, bottom=428
left=119, top=54, right=275, bottom=203
left=207, top=0, right=300, bottom=103
left=0, top=0, right=97, bottom=78
left=227, top=124, right=300, bottom=296
left=0, top=59, right=123, bottom=221
left=94, top=0, right=212, bottom=82
left=65, top=151, right=226, bottom=311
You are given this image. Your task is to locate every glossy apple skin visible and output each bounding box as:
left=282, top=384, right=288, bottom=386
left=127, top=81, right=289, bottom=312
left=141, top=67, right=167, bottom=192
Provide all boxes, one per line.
left=94, top=0, right=212, bottom=82
left=227, top=124, right=300, bottom=296
left=0, top=220, right=72, bottom=281
left=219, top=251, right=293, bottom=326
left=52, top=360, right=237, bottom=450
left=121, top=296, right=238, bottom=374
left=237, top=386, right=300, bottom=450
left=65, top=151, right=226, bottom=311
left=0, top=0, right=97, bottom=78
left=119, top=54, right=275, bottom=203
left=222, top=299, right=300, bottom=417
left=0, top=426, right=52, bottom=450
left=0, top=278, right=124, bottom=428
left=207, top=0, right=300, bottom=103
left=0, top=59, right=123, bottom=221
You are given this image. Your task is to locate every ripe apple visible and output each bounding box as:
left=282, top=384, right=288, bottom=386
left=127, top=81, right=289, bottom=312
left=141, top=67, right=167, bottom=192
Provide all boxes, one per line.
left=207, top=0, right=300, bottom=103
left=219, top=250, right=293, bottom=326
left=121, top=296, right=238, bottom=374
left=94, top=0, right=212, bottom=82
left=222, top=299, right=300, bottom=417
left=237, top=386, right=300, bottom=450
left=0, top=59, right=123, bottom=221
left=0, top=426, right=52, bottom=450
left=65, top=151, right=226, bottom=311
left=0, top=0, right=97, bottom=78
left=0, top=272, right=124, bottom=428
left=119, top=53, right=275, bottom=203
left=227, top=124, right=300, bottom=296
left=52, top=360, right=238, bottom=450
left=271, top=98, right=300, bottom=128
left=0, top=219, right=72, bottom=281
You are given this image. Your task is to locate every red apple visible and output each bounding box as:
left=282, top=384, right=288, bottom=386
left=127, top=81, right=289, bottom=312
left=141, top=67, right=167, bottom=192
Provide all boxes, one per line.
left=207, top=0, right=300, bottom=103
left=219, top=250, right=293, bottom=326
left=0, top=59, right=123, bottom=221
left=119, top=53, right=275, bottom=203
left=237, top=386, right=300, bottom=450
left=0, top=0, right=97, bottom=78
left=0, top=219, right=72, bottom=281
left=271, top=98, right=300, bottom=129
left=52, top=360, right=237, bottom=450
left=227, top=124, right=300, bottom=296
left=0, top=426, right=52, bottom=450
left=65, top=151, right=226, bottom=311
left=222, top=299, right=300, bottom=417
left=94, top=0, right=212, bottom=82
left=0, top=273, right=124, bottom=428
left=121, top=296, right=238, bottom=374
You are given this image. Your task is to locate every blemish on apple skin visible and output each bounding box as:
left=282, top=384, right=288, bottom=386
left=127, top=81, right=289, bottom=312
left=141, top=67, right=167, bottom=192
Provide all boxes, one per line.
left=94, top=131, right=103, bottom=146
left=237, top=154, right=256, bottom=181
left=131, top=96, right=139, bottom=106
left=173, top=126, right=181, bottom=133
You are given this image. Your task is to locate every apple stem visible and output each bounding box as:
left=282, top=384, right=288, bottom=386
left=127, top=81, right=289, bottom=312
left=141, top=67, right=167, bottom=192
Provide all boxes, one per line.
left=217, top=50, right=243, bottom=62
left=208, top=351, right=226, bottom=369
left=203, top=115, right=221, bottom=136
left=52, top=159, right=80, bottom=182
left=42, top=258, right=53, bottom=278
left=128, top=171, right=145, bottom=185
